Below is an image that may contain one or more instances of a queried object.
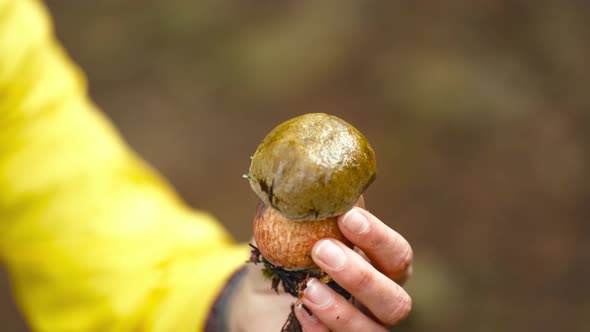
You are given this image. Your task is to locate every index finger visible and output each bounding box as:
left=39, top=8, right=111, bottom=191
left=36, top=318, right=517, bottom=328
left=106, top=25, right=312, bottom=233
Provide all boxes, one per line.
left=338, top=207, right=413, bottom=284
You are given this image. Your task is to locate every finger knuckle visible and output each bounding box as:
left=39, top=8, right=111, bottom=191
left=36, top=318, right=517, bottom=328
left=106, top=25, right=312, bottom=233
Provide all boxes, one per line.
left=388, top=292, right=412, bottom=324
left=349, top=268, right=374, bottom=293
left=395, top=245, right=413, bottom=273
left=376, top=289, right=412, bottom=326
left=366, top=231, right=386, bottom=250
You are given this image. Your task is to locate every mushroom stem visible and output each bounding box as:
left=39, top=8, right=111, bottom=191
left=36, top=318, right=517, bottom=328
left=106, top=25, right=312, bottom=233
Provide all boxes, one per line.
left=252, top=195, right=365, bottom=270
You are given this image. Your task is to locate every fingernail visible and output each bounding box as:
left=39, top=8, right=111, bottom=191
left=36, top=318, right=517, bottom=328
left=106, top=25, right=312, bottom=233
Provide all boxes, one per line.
left=296, top=301, right=318, bottom=323
left=304, top=279, right=333, bottom=308
left=341, top=209, right=370, bottom=235
left=314, top=239, right=346, bottom=270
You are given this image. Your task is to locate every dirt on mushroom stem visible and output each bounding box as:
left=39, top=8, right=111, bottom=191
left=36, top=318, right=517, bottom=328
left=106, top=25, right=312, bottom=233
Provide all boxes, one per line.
left=247, top=244, right=352, bottom=332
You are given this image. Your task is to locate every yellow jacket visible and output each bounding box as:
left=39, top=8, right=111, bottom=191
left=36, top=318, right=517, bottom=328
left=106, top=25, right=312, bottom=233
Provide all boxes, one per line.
left=0, top=0, right=247, bottom=331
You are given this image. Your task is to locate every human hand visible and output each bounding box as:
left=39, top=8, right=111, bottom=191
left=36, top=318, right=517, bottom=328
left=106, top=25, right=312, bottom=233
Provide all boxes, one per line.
left=293, top=207, right=413, bottom=331
left=223, top=207, right=412, bottom=332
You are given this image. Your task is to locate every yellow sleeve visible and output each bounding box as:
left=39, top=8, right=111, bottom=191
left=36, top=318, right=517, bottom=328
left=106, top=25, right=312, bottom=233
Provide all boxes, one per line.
left=0, top=1, right=248, bottom=331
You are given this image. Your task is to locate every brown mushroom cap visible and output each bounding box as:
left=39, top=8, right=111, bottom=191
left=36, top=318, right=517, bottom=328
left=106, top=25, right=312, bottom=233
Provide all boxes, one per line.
left=248, top=113, right=376, bottom=221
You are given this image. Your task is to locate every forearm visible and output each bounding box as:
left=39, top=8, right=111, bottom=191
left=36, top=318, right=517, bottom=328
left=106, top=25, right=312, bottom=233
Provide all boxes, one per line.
left=0, top=1, right=247, bottom=331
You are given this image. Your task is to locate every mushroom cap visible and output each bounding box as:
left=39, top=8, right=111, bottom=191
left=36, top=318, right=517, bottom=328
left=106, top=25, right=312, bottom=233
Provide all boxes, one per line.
left=248, top=113, right=376, bottom=221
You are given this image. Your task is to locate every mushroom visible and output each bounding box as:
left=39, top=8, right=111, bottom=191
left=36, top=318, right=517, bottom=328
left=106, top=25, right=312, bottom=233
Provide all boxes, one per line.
left=245, top=113, right=377, bottom=331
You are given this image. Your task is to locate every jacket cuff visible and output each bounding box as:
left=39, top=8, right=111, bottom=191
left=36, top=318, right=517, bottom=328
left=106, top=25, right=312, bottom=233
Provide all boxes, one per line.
left=203, top=266, right=248, bottom=332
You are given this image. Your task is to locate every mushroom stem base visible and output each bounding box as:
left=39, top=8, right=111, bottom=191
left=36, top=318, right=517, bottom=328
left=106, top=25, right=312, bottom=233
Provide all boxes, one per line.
left=247, top=244, right=352, bottom=332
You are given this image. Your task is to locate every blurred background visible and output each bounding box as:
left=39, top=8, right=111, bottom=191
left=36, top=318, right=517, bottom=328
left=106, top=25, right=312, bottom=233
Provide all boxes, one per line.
left=2, top=0, right=589, bottom=331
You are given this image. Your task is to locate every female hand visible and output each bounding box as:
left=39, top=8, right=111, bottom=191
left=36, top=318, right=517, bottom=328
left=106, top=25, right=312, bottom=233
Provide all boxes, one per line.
left=294, top=207, right=413, bottom=331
